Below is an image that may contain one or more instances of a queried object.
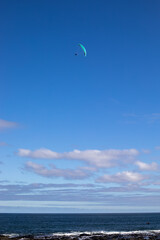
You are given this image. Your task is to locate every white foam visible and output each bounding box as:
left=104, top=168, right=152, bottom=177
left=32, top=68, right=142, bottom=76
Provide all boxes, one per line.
left=51, top=230, right=160, bottom=237
left=2, top=230, right=160, bottom=239
left=2, top=233, right=20, bottom=238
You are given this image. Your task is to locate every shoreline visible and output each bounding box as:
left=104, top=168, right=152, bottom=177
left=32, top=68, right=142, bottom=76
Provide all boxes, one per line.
left=1, top=230, right=160, bottom=240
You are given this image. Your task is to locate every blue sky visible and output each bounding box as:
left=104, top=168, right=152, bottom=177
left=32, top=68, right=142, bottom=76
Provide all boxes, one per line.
left=0, top=0, right=160, bottom=213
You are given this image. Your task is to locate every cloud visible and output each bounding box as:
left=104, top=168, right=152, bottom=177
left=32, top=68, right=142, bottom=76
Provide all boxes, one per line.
left=0, top=182, right=160, bottom=210
left=135, top=161, right=158, bottom=171
left=18, top=148, right=139, bottom=168
left=141, top=149, right=151, bottom=154
left=97, top=171, right=146, bottom=184
left=0, top=182, right=97, bottom=195
left=25, top=161, right=92, bottom=179
left=19, top=148, right=59, bottom=159
left=0, top=119, right=18, bottom=130
left=0, top=142, right=8, bottom=147
left=155, top=146, right=160, bottom=150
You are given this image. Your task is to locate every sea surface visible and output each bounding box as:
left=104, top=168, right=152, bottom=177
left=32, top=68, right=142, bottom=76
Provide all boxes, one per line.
left=0, top=213, right=160, bottom=238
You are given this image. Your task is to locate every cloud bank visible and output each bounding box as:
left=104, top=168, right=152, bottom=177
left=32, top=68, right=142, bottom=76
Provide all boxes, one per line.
left=18, top=148, right=139, bottom=168
left=17, top=147, right=159, bottom=184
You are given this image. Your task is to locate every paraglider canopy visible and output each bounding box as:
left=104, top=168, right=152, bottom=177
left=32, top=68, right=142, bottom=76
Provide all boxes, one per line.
left=78, top=43, right=87, bottom=56
left=75, top=43, right=87, bottom=56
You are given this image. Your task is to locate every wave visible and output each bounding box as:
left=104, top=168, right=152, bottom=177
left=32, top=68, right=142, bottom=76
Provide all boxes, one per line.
left=52, top=230, right=160, bottom=235
left=2, top=230, right=160, bottom=239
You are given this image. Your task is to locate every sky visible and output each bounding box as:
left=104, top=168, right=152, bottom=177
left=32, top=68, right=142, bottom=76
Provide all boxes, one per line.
left=0, top=0, right=160, bottom=213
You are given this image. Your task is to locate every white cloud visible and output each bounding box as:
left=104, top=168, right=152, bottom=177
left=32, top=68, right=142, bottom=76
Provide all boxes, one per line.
left=0, top=119, right=18, bottom=130
left=97, top=171, right=146, bottom=183
left=18, top=148, right=139, bottom=168
left=25, top=161, right=92, bottom=180
left=19, top=148, right=59, bottom=159
left=135, top=161, right=158, bottom=171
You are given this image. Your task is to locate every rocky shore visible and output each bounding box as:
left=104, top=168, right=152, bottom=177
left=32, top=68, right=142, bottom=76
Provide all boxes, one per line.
left=1, top=232, right=160, bottom=240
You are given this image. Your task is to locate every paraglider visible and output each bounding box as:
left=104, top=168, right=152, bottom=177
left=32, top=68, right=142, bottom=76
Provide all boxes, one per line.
left=75, top=43, right=87, bottom=56
left=78, top=43, right=87, bottom=56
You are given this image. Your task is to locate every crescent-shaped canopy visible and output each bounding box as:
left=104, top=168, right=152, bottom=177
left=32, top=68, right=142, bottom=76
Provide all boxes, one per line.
left=78, top=43, right=87, bottom=56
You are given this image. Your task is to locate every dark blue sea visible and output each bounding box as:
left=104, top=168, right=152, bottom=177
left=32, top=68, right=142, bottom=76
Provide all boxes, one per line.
left=0, top=213, right=160, bottom=238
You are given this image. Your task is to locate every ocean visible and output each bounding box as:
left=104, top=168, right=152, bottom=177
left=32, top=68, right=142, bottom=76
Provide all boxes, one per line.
left=0, top=213, right=160, bottom=238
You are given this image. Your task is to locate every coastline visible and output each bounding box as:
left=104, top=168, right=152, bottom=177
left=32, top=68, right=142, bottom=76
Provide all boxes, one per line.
left=1, top=230, right=160, bottom=240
